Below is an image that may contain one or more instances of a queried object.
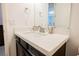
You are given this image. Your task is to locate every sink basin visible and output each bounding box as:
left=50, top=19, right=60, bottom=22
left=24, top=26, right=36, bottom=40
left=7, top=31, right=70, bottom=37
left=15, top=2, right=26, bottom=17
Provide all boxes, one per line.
left=36, top=32, right=48, bottom=36
left=21, top=31, right=48, bottom=37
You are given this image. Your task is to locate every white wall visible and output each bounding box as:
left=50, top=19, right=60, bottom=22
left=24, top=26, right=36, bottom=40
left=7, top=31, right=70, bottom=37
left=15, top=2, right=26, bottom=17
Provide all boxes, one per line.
left=2, top=3, right=35, bottom=55
left=66, top=4, right=79, bottom=56
left=8, top=4, right=34, bottom=28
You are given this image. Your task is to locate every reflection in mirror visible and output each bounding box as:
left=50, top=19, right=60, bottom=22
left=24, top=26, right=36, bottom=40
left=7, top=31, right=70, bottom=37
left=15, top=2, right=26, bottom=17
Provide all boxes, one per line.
left=48, top=3, right=55, bottom=33
left=48, top=3, right=55, bottom=27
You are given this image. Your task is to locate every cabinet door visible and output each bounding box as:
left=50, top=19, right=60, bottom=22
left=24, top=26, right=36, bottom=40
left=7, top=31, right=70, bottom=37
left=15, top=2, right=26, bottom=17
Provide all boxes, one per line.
left=20, top=38, right=28, bottom=50
left=16, top=42, right=23, bottom=56
left=28, top=45, right=45, bottom=56
left=53, top=43, right=66, bottom=56
left=16, top=41, right=30, bottom=56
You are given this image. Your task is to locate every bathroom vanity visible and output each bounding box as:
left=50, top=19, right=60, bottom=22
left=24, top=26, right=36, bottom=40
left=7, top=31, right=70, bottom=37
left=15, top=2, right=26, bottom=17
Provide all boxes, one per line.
left=15, top=31, right=69, bottom=56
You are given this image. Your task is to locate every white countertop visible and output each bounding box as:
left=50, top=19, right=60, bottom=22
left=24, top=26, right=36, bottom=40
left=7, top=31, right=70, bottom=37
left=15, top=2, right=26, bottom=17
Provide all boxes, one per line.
left=15, top=30, right=69, bottom=56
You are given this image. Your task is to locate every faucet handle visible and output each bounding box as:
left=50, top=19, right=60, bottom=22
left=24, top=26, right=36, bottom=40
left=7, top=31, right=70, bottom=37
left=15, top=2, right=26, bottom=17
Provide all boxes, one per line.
left=32, top=25, right=45, bottom=33
left=32, top=26, right=39, bottom=31
left=38, top=26, right=45, bottom=33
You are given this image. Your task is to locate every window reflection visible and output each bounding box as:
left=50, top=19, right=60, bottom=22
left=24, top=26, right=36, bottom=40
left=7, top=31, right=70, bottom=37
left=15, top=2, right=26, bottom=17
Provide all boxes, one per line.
left=48, top=3, right=55, bottom=26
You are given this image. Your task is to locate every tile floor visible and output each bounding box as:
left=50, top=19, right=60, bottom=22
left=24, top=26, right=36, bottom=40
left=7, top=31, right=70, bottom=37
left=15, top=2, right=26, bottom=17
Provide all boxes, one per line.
left=0, top=46, right=5, bottom=56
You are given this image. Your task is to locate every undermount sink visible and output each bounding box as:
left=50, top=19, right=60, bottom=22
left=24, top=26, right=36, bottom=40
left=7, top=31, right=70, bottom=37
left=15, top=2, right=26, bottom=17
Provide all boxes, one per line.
left=21, top=31, right=48, bottom=37
left=36, top=32, right=48, bottom=36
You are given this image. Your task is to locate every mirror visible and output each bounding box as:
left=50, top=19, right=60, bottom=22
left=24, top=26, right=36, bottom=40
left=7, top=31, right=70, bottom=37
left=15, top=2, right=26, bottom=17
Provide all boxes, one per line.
left=34, top=3, right=71, bottom=34
left=34, top=3, right=55, bottom=28
left=34, top=3, right=71, bottom=28
left=7, top=3, right=71, bottom=34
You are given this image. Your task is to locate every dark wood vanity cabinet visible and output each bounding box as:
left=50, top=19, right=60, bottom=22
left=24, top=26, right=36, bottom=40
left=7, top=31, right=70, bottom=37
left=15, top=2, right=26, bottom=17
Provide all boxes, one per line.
left=16, top=36, right=66, bottom=56
left=16, top=41, right=31, bottom=56
left=0, top=25, right=4, bottom=46
left=16, top=36, right=31, bottom=56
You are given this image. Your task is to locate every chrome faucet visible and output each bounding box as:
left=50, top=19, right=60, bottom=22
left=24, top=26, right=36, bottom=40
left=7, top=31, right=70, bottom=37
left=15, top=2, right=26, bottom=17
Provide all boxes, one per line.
left=38, top=26, right=45, bottom=33
left=32, top=25, right=45, bottom=33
